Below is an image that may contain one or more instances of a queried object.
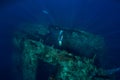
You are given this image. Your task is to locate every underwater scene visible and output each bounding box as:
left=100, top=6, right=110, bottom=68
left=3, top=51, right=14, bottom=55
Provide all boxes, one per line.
left=0, top=0, right=120, bottom=80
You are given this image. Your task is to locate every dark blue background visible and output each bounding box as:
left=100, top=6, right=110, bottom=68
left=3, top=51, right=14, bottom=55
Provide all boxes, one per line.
left=0, top=0, right=120, bottom=79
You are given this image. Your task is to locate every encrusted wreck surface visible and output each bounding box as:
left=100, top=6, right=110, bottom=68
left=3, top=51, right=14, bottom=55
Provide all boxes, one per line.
left=13, top=24, right=110, bottom=80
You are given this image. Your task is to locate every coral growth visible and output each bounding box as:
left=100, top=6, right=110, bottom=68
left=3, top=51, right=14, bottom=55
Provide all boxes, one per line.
left=13, top=24, right=111, bottom=80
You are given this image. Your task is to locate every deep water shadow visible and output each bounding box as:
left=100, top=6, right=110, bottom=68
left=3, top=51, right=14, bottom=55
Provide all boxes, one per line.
left=36, top=59, right=57, bottom=80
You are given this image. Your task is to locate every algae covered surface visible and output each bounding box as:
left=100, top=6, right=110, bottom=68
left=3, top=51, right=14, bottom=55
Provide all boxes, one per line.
left=13, top=24, right=111, bottom=80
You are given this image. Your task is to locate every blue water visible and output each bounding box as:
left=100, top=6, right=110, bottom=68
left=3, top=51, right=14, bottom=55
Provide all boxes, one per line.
left=0, top=0, right=120, bottom=80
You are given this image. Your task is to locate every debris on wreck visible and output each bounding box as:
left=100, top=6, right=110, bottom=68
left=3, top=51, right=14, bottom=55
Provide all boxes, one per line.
left=13, top=24, right=112, bottom=80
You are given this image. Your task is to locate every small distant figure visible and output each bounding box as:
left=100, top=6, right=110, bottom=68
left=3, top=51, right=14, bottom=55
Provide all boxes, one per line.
left=105, top=67, right=120, bottom=75
left=42, top=10, right=49, bottom=14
